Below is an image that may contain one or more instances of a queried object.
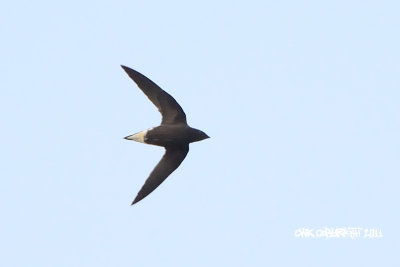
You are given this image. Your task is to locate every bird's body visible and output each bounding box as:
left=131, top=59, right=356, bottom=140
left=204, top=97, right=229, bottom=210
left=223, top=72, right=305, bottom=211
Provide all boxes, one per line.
left=127, top=125, right=208, bottom=147
left=121, top=65, right=209, bottom=205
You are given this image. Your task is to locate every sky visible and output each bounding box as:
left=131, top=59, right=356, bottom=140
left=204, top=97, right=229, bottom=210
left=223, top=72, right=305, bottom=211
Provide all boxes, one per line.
left=1, top=1, right=399, bottom=266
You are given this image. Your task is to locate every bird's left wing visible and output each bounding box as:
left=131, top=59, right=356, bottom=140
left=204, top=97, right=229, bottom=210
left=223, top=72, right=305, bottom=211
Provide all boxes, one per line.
left=121, top=65, right=187, bottom=125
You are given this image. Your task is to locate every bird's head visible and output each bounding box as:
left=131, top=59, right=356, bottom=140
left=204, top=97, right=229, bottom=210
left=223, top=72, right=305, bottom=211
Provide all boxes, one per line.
left=191, top=129, right=210, bottom=142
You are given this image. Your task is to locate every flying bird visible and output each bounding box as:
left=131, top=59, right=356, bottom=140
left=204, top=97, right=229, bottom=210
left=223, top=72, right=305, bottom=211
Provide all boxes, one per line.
left=121, top=65, right=209, bottom=205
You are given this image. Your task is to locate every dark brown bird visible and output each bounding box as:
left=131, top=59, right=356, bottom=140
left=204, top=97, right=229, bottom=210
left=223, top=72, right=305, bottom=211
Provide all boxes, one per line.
left=121, top=65, right=209, bottom=205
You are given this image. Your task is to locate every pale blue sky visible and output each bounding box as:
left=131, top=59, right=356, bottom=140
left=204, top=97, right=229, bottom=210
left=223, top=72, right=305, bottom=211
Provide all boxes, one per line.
left=1, top=1, right=399, bottom=266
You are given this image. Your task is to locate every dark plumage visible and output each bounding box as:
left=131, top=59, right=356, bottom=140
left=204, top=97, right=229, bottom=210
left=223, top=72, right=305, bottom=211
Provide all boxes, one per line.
left=121, top=65, right=209, bottom=205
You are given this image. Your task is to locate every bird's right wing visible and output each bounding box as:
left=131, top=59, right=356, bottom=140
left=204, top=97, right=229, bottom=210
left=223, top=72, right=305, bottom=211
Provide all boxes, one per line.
left=121, top=65, right=187, bottom=125
left=131, top=145, right=189, bottom=205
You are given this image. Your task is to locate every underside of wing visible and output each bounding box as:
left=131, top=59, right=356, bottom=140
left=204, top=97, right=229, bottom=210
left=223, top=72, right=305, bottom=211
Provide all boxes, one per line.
left=121, top=65, right=187, bottom=125
left=131, top=145, right=189, bottom=205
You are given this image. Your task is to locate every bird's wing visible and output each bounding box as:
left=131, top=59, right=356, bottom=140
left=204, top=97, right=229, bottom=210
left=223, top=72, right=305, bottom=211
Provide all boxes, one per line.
left=131, top=145, right=189, bottom=205
left=121, top=65, right=187, bottom=125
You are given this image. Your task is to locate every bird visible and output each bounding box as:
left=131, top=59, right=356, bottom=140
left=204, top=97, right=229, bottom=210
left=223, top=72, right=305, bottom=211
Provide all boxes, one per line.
left=121, top=65, right=209, bottom=205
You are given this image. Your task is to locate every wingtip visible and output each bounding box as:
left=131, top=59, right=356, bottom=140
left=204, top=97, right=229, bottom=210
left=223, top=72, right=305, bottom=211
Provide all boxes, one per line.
left=121, top=65, right=136, bottom=75
left=131, top=193, right=143, bottom=205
